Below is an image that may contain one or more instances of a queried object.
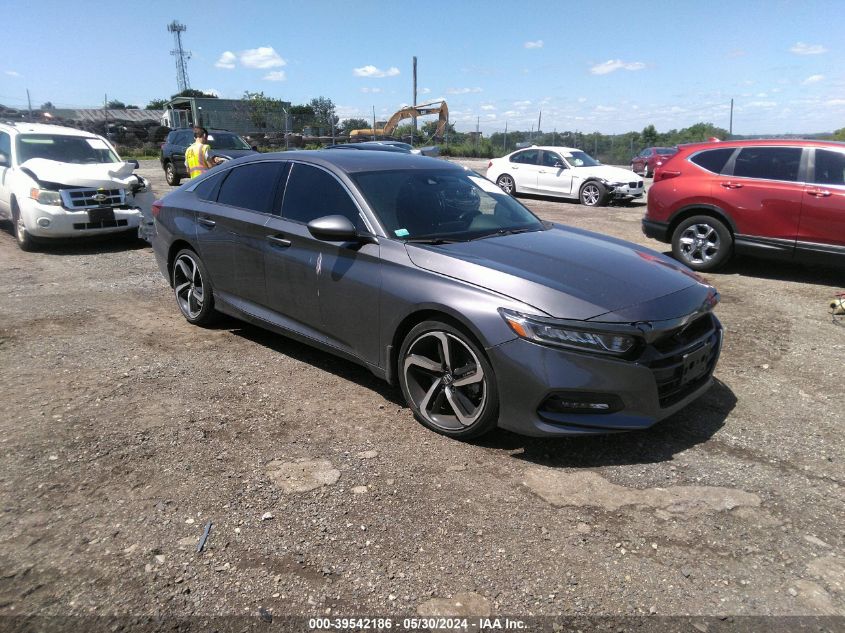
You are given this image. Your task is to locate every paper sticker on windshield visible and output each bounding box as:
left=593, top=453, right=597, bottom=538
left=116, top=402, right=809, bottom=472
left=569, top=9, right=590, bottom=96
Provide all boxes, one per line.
left=86, top=139, right=109, bottom=150
left=562, top=152, right=573, bottom=158
left=468, top=176, right=505, bottom=194
left=394, top=228, right=410, bottom=237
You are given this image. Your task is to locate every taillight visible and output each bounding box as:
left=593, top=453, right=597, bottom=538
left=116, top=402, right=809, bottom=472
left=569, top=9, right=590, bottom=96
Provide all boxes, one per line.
left=655, top=170, right=681, bottom=182
left=151, top=199, right=163, bottom=218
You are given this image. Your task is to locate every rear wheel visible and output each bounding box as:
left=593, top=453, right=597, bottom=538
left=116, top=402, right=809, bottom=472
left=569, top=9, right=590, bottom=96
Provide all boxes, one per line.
left=172, top=249, right=217, bottom=325
left=398, top=320, right=499, bottom=439
left=671, top=215, right=733, bottom=271
left=11, top=200, right=36, bottom=251
left=165, top=161, right=181, bottom=186
left=579, top=181, right=608, bottom=207
left=496, top=174, right=516, bottom=195
left=643, top=163, right=652, bottom=178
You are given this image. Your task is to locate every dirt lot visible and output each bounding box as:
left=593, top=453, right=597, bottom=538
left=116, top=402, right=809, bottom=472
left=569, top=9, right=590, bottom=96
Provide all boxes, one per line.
left=0, top=158, right=843, bottom=630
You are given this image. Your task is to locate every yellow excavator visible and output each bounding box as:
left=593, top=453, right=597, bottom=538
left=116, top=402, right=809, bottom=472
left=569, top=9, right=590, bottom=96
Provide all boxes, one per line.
left=350, top=100, right=449, bottom=140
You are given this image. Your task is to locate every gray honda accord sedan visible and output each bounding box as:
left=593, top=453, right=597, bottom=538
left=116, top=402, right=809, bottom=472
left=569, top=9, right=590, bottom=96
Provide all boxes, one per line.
left=151, top=150, right=722, bottom=439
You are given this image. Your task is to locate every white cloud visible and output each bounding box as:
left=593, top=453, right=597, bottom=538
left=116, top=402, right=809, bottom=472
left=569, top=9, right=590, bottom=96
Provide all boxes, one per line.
left=215, top=51, right=237, bottom=69
left=360, top=87, right=383, bottom=93
left=481, top=104, right=495, bottom=111
left=803, top=74, right=824, bottom=84
left=746, top=101, right=778, bottom=108
left=353, top=65, right=400, bottom=78
left=590, top=59, right=646, bottom=75
left=524, top=40, right=543, bottom=49
left=419, top=87, right=431, bottom=94
left=790, top=42, right=827, bottom=55
left=4, top=70, right=21, bottom=77
left=446, top=87, right=482, bottom=94
left=263, top=71, right=286, bottom=81
left=240, top=47, right=286, bottom=69
left=577, top=97, right=587, bottom=103
left=595, top=105, right=617, bottom=112
left=513, top=100, right=532, bottom=107
left=826, top=99, right=845, bottom=106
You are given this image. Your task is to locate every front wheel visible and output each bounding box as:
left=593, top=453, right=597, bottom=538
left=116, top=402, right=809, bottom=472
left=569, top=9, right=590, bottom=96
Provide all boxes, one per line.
left=496, top=174, right=516, bottom=195
left=11, top=201, right=36, bottom=251
left=671, top=215, right=733, bottom=272
left=643, top=164, right=652, bottom=178
left=172, top=249, right=217, bottom=325
left=398, top=321, right=499, bottom=440
left=164, top=162, right=181, bottom=186
left=579, top=181, right=608, bottom=207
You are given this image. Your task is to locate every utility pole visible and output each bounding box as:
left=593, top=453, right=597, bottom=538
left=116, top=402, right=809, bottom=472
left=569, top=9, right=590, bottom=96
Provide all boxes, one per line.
left=412, top=56, right=418, bottom=140
left=372, top=106, right=377, bottom=142
left=504, top=121, right=508, bottom=153
left=537, top=110, right=542, bottom=140
left=476, top=116, right=480, bottom=154
left=26, top=89, right=33, bottom=121
left=729, top=98, right=734, bottom=137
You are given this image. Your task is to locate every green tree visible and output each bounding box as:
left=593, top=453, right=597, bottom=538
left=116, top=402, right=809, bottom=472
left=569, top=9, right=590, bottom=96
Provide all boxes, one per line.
left=309, top=96, right=337, bottom=133
left=340, top=118, right=371, bottom=135
left=241, top=91, right=286, bottom=130
left=834, top=127, right=845, bottom=141
left=289, top=104, right=316, bottom=132
left=146, top=98, right=169, bottom=109
left=172, top=89, right=218, bottom=99
left=40, top=101, right=55, bottom=110
left=641, top=124, right=659, bottom=146
left=106, top=99, right=126, bottom=109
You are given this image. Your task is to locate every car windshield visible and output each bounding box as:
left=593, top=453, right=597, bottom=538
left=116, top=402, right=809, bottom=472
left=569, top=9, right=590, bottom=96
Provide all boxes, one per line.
left=656, top=148, right=677, bottom=155
left=208, top=133, right=251, bottom=150
left=352, top=169, right=545, bottom=241
left=17, top=134, right=120, bottom=164
left=561, top=150, right=600, bottom=168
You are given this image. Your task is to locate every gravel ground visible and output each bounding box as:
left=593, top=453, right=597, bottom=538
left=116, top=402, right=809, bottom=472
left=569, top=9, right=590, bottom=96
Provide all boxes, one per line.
left=0, top=158, right=843, bottom=630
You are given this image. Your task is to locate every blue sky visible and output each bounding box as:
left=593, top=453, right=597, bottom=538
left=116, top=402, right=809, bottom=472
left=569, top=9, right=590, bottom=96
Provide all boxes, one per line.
left=1, top=0, right=843, bottom=135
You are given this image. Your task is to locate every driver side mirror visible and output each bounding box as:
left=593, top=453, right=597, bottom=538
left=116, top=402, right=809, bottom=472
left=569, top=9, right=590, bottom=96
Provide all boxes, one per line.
left=554, top=161, right=567, bottom=169
left=127, top=159, right=139, bottom=169
left=0, top=152, right=9, bottom=168
left=307, top=215, right=375, bottom=244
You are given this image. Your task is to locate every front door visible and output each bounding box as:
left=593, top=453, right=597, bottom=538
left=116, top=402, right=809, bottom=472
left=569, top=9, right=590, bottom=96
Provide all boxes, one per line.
left=537, top=150, right=574, bottom=196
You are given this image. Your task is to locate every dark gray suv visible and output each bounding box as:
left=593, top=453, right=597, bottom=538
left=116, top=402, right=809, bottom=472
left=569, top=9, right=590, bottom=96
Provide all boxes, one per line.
left=151, top=151, right=723, bottom=439
left=160, top=128, right=257, bottom=186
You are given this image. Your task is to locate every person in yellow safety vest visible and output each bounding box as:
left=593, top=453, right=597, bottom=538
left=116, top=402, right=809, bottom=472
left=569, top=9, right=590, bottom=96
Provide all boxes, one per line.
left=184, top=126, right=221, bottom=178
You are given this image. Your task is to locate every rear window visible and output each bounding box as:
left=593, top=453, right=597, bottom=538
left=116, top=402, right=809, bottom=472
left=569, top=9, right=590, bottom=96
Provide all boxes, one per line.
left=733, top=147, right=802, bottom=182
left=510, top=149, right=539, bottom=165
left=216, top=162, right=286, bottom=213
left=656, top=148, right=677, bottom=155
left=690, top=148, right=735, bottom=174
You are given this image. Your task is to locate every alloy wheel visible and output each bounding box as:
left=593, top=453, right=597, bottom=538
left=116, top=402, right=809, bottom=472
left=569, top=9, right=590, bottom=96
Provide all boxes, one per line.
left=497, top=175, right=515, bottom=195
left=173, top=253, right=205, bottom=320
left=402, top=331, right=487, bottom=432
left=581, top=183, right=601, bottom=206
left=678, top=223, right=721, bottom=266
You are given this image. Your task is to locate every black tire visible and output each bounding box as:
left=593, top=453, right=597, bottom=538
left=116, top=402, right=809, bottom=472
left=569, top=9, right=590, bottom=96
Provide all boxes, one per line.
left=11, top=200, right=36, bottom=251
left=164, top=161, right=181, bottom=186
left=579, top=181, right=609, bottom=207
left=496, top=174, right=516, bottom=196
left=171, top=248, right=217, bottom=326
left=643, top=164, right=652, bottom=178
left=398, top=320, right=499, bottom=440
left=671, top=215, right=733, bottom=272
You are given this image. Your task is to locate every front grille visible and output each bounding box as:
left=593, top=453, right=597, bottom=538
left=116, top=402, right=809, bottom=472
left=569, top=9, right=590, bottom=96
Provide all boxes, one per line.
left=643, top=314, right=721, bottom=408
left=60, top=188, right=125, bottom=210
left=629, top=181, right=643, bottom=188
left=72, top=219, right=129, bottom=230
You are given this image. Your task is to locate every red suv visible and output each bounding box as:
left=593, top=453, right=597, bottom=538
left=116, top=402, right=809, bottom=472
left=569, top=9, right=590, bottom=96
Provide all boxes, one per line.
left=643, top=139, right=845, bottom=271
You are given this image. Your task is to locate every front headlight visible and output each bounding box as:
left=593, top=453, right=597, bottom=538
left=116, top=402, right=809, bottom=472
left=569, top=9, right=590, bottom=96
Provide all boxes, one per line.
left=130, top=176, right=149, bottom=194
left=29, top=188, right=62, bottom=205
left=499, top=308, right=637, bottom=355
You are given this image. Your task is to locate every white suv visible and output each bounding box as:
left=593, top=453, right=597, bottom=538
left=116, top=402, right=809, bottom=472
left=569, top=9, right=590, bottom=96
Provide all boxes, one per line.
left=0, top=122, right=153, bottom=250
left=486, top=145, right=643, bottom=207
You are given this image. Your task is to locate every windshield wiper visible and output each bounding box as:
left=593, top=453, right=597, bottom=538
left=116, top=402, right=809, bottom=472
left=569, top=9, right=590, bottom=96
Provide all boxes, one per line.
left=469, top=226, right=542, bottom=241
left=403, top=237, right=463, bottom=245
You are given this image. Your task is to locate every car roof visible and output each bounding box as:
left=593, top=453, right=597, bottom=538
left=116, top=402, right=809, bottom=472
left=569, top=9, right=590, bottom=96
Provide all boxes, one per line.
left=508, top=145, right=579, bottom=153
left=222, top=149, right=465, bottom=174
left=678, top=138, right=845, bottom=151
left=0, top=122, right=102, bottom=137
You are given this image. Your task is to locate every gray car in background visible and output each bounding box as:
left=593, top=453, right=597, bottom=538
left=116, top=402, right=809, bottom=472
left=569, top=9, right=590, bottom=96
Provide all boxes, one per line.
left=151, top=151, right=722, bottom=439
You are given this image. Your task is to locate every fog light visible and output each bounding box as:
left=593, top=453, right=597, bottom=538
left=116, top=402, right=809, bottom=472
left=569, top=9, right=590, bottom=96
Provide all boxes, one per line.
left=539, top=393, right=624, bottom=416
left=37, top=217, right=52, bottom=228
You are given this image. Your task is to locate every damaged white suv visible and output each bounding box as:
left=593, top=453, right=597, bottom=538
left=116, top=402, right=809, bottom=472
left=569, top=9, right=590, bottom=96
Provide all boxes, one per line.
left=0, top=122, right=153, bottom=250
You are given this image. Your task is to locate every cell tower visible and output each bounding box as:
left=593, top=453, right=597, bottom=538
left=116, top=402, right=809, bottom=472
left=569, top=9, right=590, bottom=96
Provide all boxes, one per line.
left=167, top=20, right=191, bottom=93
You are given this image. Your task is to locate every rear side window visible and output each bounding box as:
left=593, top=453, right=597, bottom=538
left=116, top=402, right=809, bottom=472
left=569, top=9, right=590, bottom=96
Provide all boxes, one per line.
left=193, top=171, right=226, bottom=201
left=733, top=147, right=802, bottom=182
left=813, top=149, right=845, bottom=186
left=510, top=149, right=539, bottom=165
left=281, top=163, right=362, bottom=228
left=216, top=162, right=286, bottom=213
left=0, top=131, right=10, bottom=159
left=690, top=148, right=734, bottom=174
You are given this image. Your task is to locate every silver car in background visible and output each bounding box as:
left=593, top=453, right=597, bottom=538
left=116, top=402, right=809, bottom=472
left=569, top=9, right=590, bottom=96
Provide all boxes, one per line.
left=151, top=151, right=722, bottom=439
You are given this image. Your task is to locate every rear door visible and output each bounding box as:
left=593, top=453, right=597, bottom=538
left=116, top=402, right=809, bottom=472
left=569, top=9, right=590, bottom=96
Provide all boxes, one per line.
left=798, top=147, right=845, bottom=258
left=721, top=145, right=804, bottom=254
left=505, top=149, right=541, bottom=193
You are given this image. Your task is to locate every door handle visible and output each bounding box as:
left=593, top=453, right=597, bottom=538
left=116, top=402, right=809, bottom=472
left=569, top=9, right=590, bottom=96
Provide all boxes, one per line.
left=267, top=235, right=291, bottom=248
left=720, top=182, right=743, bottom=189
left=807, top=189, right=831, bottom=197
left=197, top=217, right=216, bottom=228
left=539, top=170, right=547, bottom=174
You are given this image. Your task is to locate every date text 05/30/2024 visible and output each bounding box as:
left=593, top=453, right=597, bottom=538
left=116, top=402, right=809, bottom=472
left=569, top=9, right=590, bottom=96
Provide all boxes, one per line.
left=307, top=617, right=527, bottom=630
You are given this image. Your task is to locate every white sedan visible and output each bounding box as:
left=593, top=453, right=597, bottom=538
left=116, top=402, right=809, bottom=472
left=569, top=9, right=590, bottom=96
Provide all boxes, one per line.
left=486, top=145, right=643, bottom=207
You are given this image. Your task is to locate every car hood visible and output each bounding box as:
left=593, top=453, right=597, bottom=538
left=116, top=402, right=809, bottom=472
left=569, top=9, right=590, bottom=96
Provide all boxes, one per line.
left=20, top=158, right=138, bottom=188
left=573, top=164, right=639, bottom=183
left=405, top=226, right=712, bottom=321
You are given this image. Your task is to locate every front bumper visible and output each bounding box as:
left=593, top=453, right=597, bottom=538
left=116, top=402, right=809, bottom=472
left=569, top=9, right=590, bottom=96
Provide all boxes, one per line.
left=20, top=197, right=143, bottom=238
left=488, top=315, right=723, bottom=437
left=608, top=181, right=644, bottom=199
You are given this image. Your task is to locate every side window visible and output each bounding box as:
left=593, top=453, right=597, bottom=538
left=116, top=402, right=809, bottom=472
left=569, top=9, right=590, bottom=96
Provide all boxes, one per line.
left=193, top=171, right=227, bottom=201
left=216, top=162, right=286, bottom=213
left=510, top=150, right=539, bottom=165
left=0, top=132, right=10, bottom=162
left=813, top=149, right=845, bottom=186
left=733, top=147, right=802, bottom=182
left=690, top=148, right=735, bottom=174
left=541, top=151, right=562, bottom=167
left=281, top=163, right=362, bottom=228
